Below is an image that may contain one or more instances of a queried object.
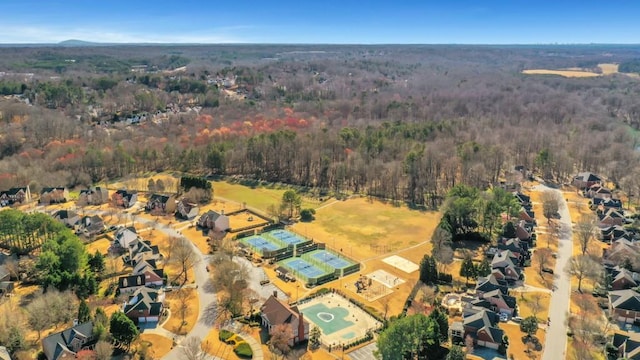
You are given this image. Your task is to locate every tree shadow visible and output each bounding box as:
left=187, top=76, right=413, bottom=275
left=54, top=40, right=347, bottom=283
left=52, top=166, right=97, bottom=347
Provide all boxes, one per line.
left=200, top=302, right=218, bottom=327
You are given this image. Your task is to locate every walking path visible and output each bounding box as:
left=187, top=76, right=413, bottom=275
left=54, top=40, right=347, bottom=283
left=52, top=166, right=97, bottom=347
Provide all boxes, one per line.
left=534, top=185, right=573, bottom=360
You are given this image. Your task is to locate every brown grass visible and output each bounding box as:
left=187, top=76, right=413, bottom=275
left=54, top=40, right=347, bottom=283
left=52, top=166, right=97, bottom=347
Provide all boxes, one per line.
left=86, top=238, right=111, bottom=255
left=202, top=328, right=242, bottom=360
left=503, top=323, right=546, bottom=360
left=522, top=69, right=601, bottom=78
left=137, top=333, right=174, bottom=359
left=598, top=63, right=619, bottom=75
left=163, top=288, right=199, bottom=335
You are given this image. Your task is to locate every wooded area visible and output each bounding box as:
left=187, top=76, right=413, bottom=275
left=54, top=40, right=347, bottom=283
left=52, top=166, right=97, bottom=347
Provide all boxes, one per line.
left=2, top=45, right=640, bottom=206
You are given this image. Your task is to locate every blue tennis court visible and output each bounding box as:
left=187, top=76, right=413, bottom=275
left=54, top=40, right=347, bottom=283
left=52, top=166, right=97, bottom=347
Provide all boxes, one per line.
left=310, top=250, right=353, bottom=269
left=241, top=236, right=281, bottom=252
left=280, top=258, right=328, bottom=279
left=268, top=229, right=306, bottom=245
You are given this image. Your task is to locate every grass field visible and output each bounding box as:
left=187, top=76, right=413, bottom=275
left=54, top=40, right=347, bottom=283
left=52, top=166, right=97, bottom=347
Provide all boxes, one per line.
left=291, top=197, right=440, bottom=261
left=522, top=69, right=601, bottom=77
left=137, top=333, right=174, bottom=359
left=212, top=179, right=324, bottom=211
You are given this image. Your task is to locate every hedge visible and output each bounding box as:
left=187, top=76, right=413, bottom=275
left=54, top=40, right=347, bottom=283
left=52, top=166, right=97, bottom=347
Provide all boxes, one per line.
left=234, top=342, right=253, bottom=358
left=219, top=329, right=233, bottom=341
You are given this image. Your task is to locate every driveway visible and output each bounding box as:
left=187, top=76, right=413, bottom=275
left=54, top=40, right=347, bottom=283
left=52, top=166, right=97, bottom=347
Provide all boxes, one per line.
left=534, top=185, right=573, bottom=360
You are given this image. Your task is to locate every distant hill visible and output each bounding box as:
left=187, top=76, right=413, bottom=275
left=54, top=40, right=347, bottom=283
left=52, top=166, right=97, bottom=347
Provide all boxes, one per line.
left=58, top=39, right=104, bottom=47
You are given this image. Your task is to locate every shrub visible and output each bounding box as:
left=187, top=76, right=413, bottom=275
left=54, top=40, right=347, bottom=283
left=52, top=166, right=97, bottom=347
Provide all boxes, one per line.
left=219, top=329, right=233, bottom=341
left=234, top=342, right=253, bottom=358
left=437, top=273, right=453, bottom=284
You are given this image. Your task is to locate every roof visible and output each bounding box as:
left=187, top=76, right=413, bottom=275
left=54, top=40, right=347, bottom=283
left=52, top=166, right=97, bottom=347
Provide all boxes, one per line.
left=53, top=210, right=77, bottom=220
left=124, top=287, right=163, bottom=317
left=574, top=172, right=602, bottom=182
left=42, top=322, right=94, bottom=360
left=41, top=187, right=66, bottom=194
left=261, top=295, right=307, bottom=328
left=119, top=274, right=146, bottom=289
left=149, top=194, right=170, bottom=204
left=202, top=210, right=225, bottom=222
left=476, top=275, right=509, bottom=295
left=463, top=309, right=498, bottom=329
left=609, top=289, right=640, bottom=311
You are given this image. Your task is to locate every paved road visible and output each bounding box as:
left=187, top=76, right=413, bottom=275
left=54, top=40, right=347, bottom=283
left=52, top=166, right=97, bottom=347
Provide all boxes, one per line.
left=536, top=185, right=573, bottom=360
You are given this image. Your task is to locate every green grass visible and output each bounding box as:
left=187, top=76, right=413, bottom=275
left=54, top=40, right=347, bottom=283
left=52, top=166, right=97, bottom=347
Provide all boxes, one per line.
left=212, top=180, right=324, bottom=211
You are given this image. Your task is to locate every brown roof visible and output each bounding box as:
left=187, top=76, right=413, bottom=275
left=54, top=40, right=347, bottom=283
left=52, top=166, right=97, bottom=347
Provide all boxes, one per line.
left=261, top=295, right=306, bottom=327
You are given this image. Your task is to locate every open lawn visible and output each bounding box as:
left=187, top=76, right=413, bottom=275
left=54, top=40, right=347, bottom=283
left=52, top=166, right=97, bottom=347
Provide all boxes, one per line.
left=522, top=69, right=601, bottom=77
left=137, top=333, right=174, bottom=359
left=163, top=288, right=199, bottom=335
left=503, top=323, right=546, bottom=360
left=202, top=328, right=242, bottom=360
left=86, top=238, right=111, bottom=255
left=212, top=179, right=325, bottom=212
left=516, top=292, right=551, bottom=321
left=291, top=197, right=440, bottom=261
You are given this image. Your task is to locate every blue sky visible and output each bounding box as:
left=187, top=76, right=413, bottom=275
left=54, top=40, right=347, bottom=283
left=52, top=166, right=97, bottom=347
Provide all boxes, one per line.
left=1, top=0, right=638, bottom=44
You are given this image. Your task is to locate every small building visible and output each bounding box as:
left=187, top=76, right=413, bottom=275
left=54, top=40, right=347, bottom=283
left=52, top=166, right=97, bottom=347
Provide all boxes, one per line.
left=176, top=198, right=199, bottom=220
left=145, top=194, right=175, bottom=214
left=0, top=186, right=31, bottom=206
left=76, top=215, right=105, bottom=237
left=114, top=227, right=139, bottom=250
left=572, top=172, right=602, bottom=190
left=112, top=190, right=138, bottom=208
left=40, top=187, right=69, bottom=204
left=118, top=274, right=147, bottom=294
left=198, top=210, right=230, bottom=232
left=0, top=281, right=14, bottom=296
left=608, top=289, right=640, bottom=323
left=611, top=332, right=640, bottom=360
left=460, top=309, right=504, bottom=350
left=41, top=322, right=96, bottom=360
left=52, top=210, right=79, bottom=228
left=77, top=187, right=109, bottom=206
left=123, top=287, right=165, bottom=324
left=260, top=294, right=309, bottom=346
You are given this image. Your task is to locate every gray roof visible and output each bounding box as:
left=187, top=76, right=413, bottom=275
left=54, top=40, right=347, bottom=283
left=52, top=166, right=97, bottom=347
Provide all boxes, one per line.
left=42, top=322, right=94, bottom=360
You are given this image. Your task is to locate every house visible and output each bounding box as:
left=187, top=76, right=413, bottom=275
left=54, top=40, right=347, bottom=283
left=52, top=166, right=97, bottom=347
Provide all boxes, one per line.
left=604, top=239, right=640, bottom=271
left=586, top=184, right=613, bottom=200
left=497, top=238, right=530, bottom=260
left=41, top=322, right=96, bottom=360
left=52, top=210, right=79, bottom=228
left=0, top=186, right=31, bottom=206
left=475, top=274, right=509, bottom=297
left=112, top=190, right=138, bottom=208
left=124, top=240, right=160, bottom=266
left=609, top=266, right=639, bottom=290
left=76, top=215, right=105, bottom=237
left=611, top=332, right=640, bottom=360
left=77, top=187, right=109, bottom=206
left=592, top=197, right=624, bottom=212
left=260, top=294, right=309, bottom=346
left=491, top=250, right=522, bottom=281
left=118, top=274, right=147, bottom=294
left=460, top=309, right=504, bottom=350
left=40, top=187, right=69, bottom=204
left=132, top=260, right=164, bottom=287
left=176, top=198, right=199, bottom=220
left=519, top=207, right=536, bottom=223
left=513, top=192, right=531, bottom=206
left=598, top=208, right=625, bottom=227
left=198, top=210, right=230, bottom=232
left=480, top=289, right=517, bottom=316
left=608, top=289, right=640, bottom=323
left=122, top=287, right=165, bottom=323
left=114, top=227, right=139, bottom=249
left=600, top=225, right=632, bottom=244
left=145, top=194, right=174, bottom=213
left=573, top=172, right=602, bottom=190
left=0, top=281, right=14, bottom=296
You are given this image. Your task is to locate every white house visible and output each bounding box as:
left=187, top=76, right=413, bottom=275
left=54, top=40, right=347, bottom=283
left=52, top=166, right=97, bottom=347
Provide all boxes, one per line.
left=197, top=210, right=230, bottom=232
left=114, top=227, right=139, bottom=249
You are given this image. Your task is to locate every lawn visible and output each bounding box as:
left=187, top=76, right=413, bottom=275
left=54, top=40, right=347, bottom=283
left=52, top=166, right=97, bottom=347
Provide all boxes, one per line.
left=86, top=238, right=111, bottom=255
left=203, top=328, right=242, bottom=360
left=163, top=288, right=199, bottom=335
left=137, top=333, right=174, bottom=359
left=502, top=323, right=546, bottom=360
left=516, top=292, right=551, bottom=321
left=212, top=179, right=324, bottom=212
left=522, top=69, right=601, bottom=77
left=290, top=196, right=441, bottom=261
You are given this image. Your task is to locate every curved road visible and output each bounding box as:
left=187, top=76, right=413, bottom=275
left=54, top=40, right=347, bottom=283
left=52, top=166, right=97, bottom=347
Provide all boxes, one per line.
left=535, top=185, right=573, bottom=360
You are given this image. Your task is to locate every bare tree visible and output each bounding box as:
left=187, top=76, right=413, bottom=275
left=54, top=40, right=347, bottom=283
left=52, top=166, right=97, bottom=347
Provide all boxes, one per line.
left=533, top=248, right=553, bottom=277
left=575, top=215, right=597, bottom=256
left=541, top=190, right=560, bottom=223
left=431, top=227, right=454, bottom=272
left=94, top=340, right=114, bottom=360
left=176, top=288, right=191, bottom=333
left=566, top=255, right=602, bottom=293
left=172, top=237, right=197, bottom=285
left=529, top=293, right=544, bottom=318
left=465, top=334, right=475, bottom=354
left=269, top=324, right=293, bottom=359
left=181, top=336, right=207, bottom=360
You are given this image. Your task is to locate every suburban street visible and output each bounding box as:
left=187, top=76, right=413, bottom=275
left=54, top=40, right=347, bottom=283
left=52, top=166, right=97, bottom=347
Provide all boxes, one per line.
left=537, top=185, right=573, bottom=360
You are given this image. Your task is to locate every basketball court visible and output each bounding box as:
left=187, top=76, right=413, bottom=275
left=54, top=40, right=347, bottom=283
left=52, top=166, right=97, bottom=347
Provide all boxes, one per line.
left=382, top=255, right=419, bottom=273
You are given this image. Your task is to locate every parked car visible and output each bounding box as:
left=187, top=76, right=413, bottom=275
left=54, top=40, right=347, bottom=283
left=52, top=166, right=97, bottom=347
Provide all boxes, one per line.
left=542, top=268, right=554, bottom=274
left=512, top=316, right=523, bottom=323
left=499, top=313, right=509, bottom=322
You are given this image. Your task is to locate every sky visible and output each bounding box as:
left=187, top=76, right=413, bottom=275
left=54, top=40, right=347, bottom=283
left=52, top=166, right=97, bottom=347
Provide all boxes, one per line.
left=1, top=0, right=639, bottom=44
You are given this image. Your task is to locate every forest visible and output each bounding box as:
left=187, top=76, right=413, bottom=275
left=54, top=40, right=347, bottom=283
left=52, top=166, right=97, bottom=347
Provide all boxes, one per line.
left=1, top=44, right=640, bottom=206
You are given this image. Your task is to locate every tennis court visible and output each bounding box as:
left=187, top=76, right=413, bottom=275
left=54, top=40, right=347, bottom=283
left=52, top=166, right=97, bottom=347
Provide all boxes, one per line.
left=279, top=257, right=330, bottom=281
left=267, top=229, right=307, bottom=245
left=240, top=235, right=282, bottom=254
left=309, top=250, right=353, bottom=269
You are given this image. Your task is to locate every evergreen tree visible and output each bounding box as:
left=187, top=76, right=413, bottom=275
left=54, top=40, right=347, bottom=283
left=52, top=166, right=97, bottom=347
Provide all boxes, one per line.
left=308, top=326, right=321, bottom=350
left=476, top=258, right=492, bottom=277
left=88, top=251, right=106, bottom=274
left=419, top=255, right=438, bottom=284
left=109, top=312, right=139, bottom=349
left=78, top=299, right=91, bottom=323
left=460, top=257, right=477, bottom=285
left=428, top=307, right=449, bottom=342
